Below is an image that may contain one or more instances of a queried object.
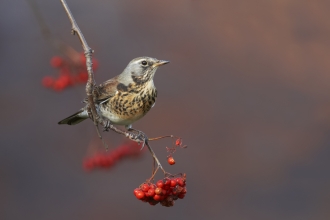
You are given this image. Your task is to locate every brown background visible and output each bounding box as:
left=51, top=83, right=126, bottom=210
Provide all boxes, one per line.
left=1, top=0, right=330, bottom=219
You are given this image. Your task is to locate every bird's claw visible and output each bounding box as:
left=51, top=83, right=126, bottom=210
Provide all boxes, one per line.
left=127, top=129, right=148, bottom=150
left=103, top=120, right=111, bottom=132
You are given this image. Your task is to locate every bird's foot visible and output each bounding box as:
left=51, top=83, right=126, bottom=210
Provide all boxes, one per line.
left=127, top=128, right=148, bottom=150
left=103, top=120, right=111, bottom=132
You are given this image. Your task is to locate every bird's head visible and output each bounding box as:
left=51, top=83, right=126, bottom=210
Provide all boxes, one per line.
left=121, top=57, right=169, bottom=85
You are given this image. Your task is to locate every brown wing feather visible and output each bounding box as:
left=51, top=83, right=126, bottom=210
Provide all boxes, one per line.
left=83, top=76, right=119, bottom=104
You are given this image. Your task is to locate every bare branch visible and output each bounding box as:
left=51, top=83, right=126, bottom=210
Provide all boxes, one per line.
left=60, top=0, right=105, bottom=147
left=59, top=0, right=169, bottom=172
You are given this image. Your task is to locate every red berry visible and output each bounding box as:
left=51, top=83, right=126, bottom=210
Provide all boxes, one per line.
left=181, top=187, right=187, bottom=194
left=170, top=179, right=177, bottom=187
left=153, top=194, right=161, bottom=201
left=58, top=75, right=70, bottom=87
left=167, top=157, right=175, bottom=165
left=50, top=56, right=63, bottom=68
left=176, top=178, right=185, bottom=187
left=78, top=72, right=88, bottom=82
left=135, top=190, right=145, bottom=200
left=93, top=154, right=105, bottom=166
left=141, top=184, right=150, bottom=192
left=175, top=186, right=183, bottom=193
left=146, top=188, right=155, bottom=197
left=178, top=193, right=185, bottom=199
left=175, top=138, right=182, bottom=146
left=162, top=189, right=167, bottom=195
left=164, top=178, right=171, bottom=186
left=149, top=184, right=156, bottom=189
left=133, top=188, right=140, bottom=195
left=156, top=180, right=164, bottom=188
left=155, top=188, right=162, bottom=195
left=42, top=76, right=54, bottom=88
left=53, top=80, right=65, bottom=91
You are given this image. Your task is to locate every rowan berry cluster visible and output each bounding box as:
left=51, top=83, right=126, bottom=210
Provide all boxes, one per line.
left=83, top=142, right=144, bottom=171
left=133, top=174, right=187, bottom=207
left=42, top=53, right=99, bottom=92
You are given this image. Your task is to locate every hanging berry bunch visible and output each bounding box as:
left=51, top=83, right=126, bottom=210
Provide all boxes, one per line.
left=134, top=174, right=187, bottom=207
left=42, top=53, right=99, bottom=92
left=132, top=137, right=187, bottom=207
left=83, top=141, right=145, bottom=171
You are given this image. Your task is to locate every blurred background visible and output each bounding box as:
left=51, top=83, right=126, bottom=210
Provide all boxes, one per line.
left=1, top=0, right=330, bottom=219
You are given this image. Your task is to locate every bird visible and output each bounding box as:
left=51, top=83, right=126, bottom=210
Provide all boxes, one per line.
left=58, top=57, right=169, bottom=130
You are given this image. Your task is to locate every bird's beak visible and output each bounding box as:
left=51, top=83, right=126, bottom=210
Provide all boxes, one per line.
left=153, top=60, right=170, bottom=67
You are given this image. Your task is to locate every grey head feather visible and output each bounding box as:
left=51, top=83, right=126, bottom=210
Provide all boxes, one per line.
left=118, top=57, right=158, bottom=84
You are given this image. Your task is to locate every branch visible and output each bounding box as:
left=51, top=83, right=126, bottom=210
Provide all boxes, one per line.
left=60, top=0, right=107, bottom=148
left=59, top=0, right=167, bottom=174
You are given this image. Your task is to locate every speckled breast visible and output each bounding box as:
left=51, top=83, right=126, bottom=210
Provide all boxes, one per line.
left=100, top=86, right=157, bottom=125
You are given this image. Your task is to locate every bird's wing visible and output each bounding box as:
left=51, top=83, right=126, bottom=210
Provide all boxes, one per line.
left=83, top=77, right=119, bottom=104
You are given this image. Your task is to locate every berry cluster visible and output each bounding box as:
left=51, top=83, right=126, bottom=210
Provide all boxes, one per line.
left=42, top=53, right=99, bottom=92
left=83, top=142, right=144, bottom=171
left=133, top=174, right=187, bottom=207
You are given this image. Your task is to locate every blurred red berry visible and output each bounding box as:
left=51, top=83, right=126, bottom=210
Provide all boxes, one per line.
left=50, top=56, right=63, bottom=68
left=53, top=80, right=66, bottom=91
left=155, top=188, right=162, bottom=195
left=175, top=138, right=182, bottom=146
left=176, top=178, right=185, bottom=187
left=167, top=156, right=175, bottom=165
left=133, top=188, right=140, bottom=195
left=153, top=194, right=161, bottom=201
left=135, top=190, right=145, bottom=200
left=78, top=72, right=88, bottom=82
left=164, top=178, right=171, bottom=186
left=42, top=76, right=54, bottom=88
left=149, top=184, right=156, bottom=189
left=156, top=180, right=164, bottom=188
left=141, top=184, right=150, bottom=192
left=146, top=188, right=155, bottom=197
left=170, top=180, right=177, bottom=187
left=181, top=187, right=187, bottom=194
left=58, top=75, right=70, bottom=87
left=178, top=193, right=185, bottom=199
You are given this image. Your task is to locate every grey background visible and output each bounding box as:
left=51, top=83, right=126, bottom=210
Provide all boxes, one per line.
left=1, top=0, right=330, bottom=219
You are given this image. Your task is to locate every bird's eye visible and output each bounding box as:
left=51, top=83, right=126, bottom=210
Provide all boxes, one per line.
left=141, top=61, right=148, bottom=66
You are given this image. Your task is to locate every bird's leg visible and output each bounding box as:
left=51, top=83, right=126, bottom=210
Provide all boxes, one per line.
left=127, top=127, right=149, bottom=150
left=103, top=120, right=111, bottom=132
left=100, top=121, right=146, bottom=145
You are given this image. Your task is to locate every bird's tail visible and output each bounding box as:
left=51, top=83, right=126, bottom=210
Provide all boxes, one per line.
left=58, top=109, right=89, bottom=125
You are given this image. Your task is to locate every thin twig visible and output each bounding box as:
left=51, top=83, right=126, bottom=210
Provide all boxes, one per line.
left=60, top=0, right=106, bottom=149
left=149, top=135, right=176, bottom=141
left=59, top=0, right=168, bottom=173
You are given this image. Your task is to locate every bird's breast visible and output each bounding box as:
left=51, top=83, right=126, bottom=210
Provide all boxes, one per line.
left=100, top=86, right=157, bottom=125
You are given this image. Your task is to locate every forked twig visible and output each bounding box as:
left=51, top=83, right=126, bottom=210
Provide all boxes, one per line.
left=59, top=0, right=168, bottom=177
left=60, top=0, right=107, bottom=149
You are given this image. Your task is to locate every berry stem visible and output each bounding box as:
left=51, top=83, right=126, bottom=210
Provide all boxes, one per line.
left=149, top=135, right=178, bottom=141
left=145, top=141, right=166, bottom=175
